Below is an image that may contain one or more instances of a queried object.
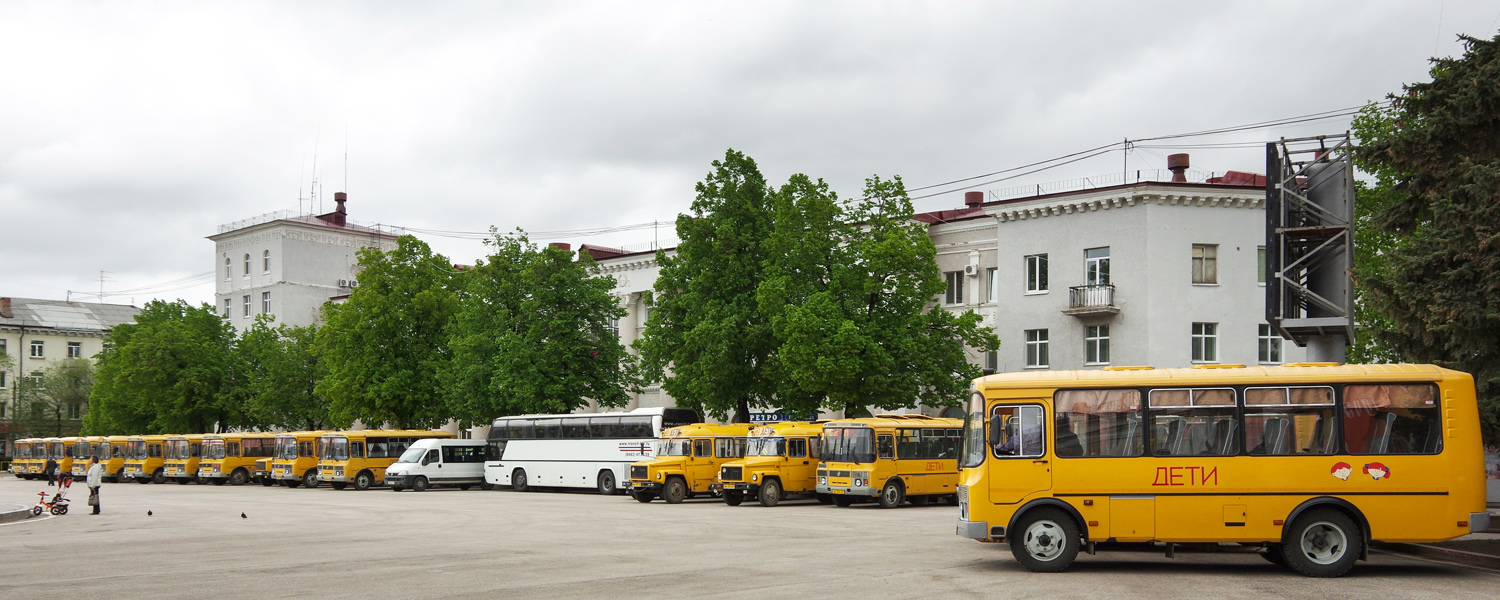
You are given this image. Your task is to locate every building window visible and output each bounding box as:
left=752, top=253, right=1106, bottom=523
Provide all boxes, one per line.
left=67, top=342, right=82, bottom=359
left=1258, top=324, right=1283, bottom=364
left=1024, top=329, right=1049, bottom=368
left=606, top=317, right=620, bottom=336
left=243, top=295, right=251, bottom=317
left=944, top=271, right=964, bottom=305
left=30, top=340, right=43, bottom=358
left=243, top=253, right=250, bottom=276
left=28, top=370, right=43, bottom=385
left=0, top=371, right=7, bottom=390
left=1025, top=254, right=1048, bottom=293
left=225, top=257, right=232, bottom=281
left=639, top=299, right=652, bottom=328
left=1084, top=325, right=1110, bottom=365
left=224, top=298, right=233, bottom=318
left=262, top=292, right=271, bottom=314
left=1192, top=244, right=1218, bottom=284
left=1192, top=322, right=1218, bottom=363
left=263, top=249, right=271, bottom=273
left=987, top=267, right=999, bottom=302
left=68, top=402, right=82, bottom=420
left=984, top=350, right=998, bottom=372
left=0, top=338, right=6, bottom=356
left=1258, top=246, right=1267, bottom=285
left=1085, top=247, right=1110, bottom=286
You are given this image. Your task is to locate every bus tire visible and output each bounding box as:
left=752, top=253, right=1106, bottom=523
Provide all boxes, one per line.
left=757, top=479, right=782, bottom=507
left=229, top=468, right=249, bottom=486
left=1281, top=508, right=1361, bottom=578
left=331, top=482, right=348, bottom=490
left=878, top=479, right=904, bottom=509
left=662, top=477, right=688, bottom=504
left=724, top=490, right=745, bottom=506
left=908, top=495, right=929, bottom=506
left=458, top=484, right=471, bottom=491
left=151, top=469, right=166, bottom=485
left=412, top=476, right=429, bottom=492
left=816, top=493, right=833, bottom=505
left=390, top=485, right=404, bottom=492
left=283, top=479, right=298, bottom=488
left=480, top=481, right=494, bottom=491
left=596, top=470, right=616, bottom=496
left=946, top=494, right=959, bottom=506
left=1262, top=544, right=1287, bottom=566
left=1010, top=507, right=1080, bottom=573
left=175, top=476, right=190, bottom=485
left=302, top=470, right=320, bottom=488
left=833, top=495, right=854, bottom=507
left=211, top=478, right=227, bottom=486
left=353, top=471, right=374, bottom=491
left=511, top=469, right=529, bottom=492
left=136, top=477, right=150, bottom=484
left=261, top=477, right=275, bottom=487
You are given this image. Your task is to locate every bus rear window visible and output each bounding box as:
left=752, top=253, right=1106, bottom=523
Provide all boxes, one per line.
left=1343, top=383, right=1442, bottom=454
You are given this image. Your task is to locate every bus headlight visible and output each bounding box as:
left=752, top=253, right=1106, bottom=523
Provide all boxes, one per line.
left=819, top=477, right=827, bottom=485
left=751, top=473, right=758, bottom=481
left=656, top=472, right=663, bottom=480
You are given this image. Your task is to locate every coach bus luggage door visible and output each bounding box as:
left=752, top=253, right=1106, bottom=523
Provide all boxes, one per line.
left=987, top=403, right=1052, bottom=504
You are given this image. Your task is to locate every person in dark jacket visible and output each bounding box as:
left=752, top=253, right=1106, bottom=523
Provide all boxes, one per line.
left=45, top=457, right=58, bottom=486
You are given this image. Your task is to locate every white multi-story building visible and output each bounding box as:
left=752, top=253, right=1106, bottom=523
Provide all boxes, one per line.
left=208, top=193, right=397, bottom=331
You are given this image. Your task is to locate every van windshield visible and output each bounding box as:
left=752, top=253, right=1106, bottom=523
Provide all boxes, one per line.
left=396, top=447, right=426, bottom=463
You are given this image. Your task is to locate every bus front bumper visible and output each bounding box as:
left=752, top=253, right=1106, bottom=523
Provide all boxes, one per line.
left=817, top=483, right=876, bottom=497
left=714, top=482, right=758, bottom=493
left=956, top=518, right=1003, bottom=540
left=630, top=481, right=661, bottom=492
left=1472, top=513, right=1492, bottom=534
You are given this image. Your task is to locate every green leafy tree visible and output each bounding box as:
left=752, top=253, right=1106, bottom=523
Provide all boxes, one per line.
left=1354, top=33, right=1500, bottom=442
left=316, top=235, right=458, bottom=429
left=84, top=300, right=240, bottom=434
left=762, top=175, right=999, bottom=417
left=14, top=358, right=93, bottom=437
left=635, top=149, right=778, bottom=421
left=1347, top=103, right=1407, bottom=365
left=238, top=316, right=332, bottom=430
left=446, top=231, right=635, bottom=424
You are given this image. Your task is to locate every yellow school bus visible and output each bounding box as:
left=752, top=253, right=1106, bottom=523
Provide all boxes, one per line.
left=45, top=437, right=81, bottom=477
left=199, top=432, right=277, bottom=486
left=818, top=415, right=964, bottom=508
left=954, top=364, right=1491, bottom=577
left=163, top=434, right=206, bottom=484
left=629, top=423, right=752, bottom=504
left=271, top=431, right=327, bottom=488
left=96, top=435, right=130, bottom=482
left=11, top=438, right=40, bottom=479
left=123, top=434, right=169, bottom=483
left=318, top=430, right=455, bottom=490
left=69, top=437, right=99, bottom=478
left=715, top=421, right=827, bottom=507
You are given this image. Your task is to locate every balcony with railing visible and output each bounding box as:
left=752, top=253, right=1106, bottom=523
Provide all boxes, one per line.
left=1065, top=284, right=1118, bottom=316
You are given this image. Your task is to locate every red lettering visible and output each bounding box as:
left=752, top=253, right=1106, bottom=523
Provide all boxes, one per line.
left=1152, top=466, right=1170, bottom=486
left=1203, top=467, right=1218, bottom=486
left=1168, top=466, right=1184, bottom=486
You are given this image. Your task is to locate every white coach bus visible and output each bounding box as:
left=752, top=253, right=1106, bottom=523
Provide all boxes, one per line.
left=484, top=407, right=700, bottom=495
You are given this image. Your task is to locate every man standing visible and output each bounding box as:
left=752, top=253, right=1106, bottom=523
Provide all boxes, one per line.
left=45, top=456, right=58, bottom=486
left=86, top=456, right=103, bottom=515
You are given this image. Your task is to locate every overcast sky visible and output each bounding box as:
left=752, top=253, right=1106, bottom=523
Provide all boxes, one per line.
left=3, top=1, right=1497, bottom=307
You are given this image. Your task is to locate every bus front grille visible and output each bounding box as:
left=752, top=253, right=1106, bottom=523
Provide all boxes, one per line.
left=720, top=466, right=742, bottom=481
left=631, top=466, right=647, bottom=480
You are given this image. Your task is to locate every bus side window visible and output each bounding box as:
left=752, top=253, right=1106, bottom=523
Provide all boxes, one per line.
left=1343, top=383, right=1442, bottom=455
left=789, top=438, right=807, bottom=458
left=228, top=442, right=240, bottom=458
left=694, top=439, right=712, bottom=458
left=351, top=442, right=365, bottom=459
left=809, top=437, right=820, bottom=459
left=486, top=441, right=506, bottom=461
left=878, top=434, right=895, bottom=460
left=990, top=405, right=1045, bottom=458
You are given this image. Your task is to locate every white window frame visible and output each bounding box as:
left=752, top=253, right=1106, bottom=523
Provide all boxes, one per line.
left=263, top=249, right=271, bottom=273
left=1258, top=324, right=1283, bottom=364
left=243, top=253, right=251, bottom=277
left=1084, top=325, right=1110, bottom=365
left=984, top=350, right=998, bottom=372
left=0, top=370, right=8, bottom=389
left=224, top=256, right=232, bottom=281
left=1024, top=329, right=1049, bottom=369
left=943, top=271, right=964, bottom=305
left=261, top=292, right=271, bottom=314
left=243, top=295, right=251, bottom=318
left=1192, top=322, right=1218, bottom=363
left=1025, top=254, right=1048, bottom=294
left=987, top=267, right=999, bottom=302
left=1192, top=244, right=1218, bottom=285
left=67, top=342, right=82, bottom=359
left=1257, top=246, right=1267, bottom=286
left=1085, top=247, right=1110, bottom=286
left=224, top=298, right=233, bottom=318
left=30, top=340, right=43, bottom=358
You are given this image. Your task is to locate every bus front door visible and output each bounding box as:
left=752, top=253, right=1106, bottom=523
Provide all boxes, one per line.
left=987, top=404, right=1052, bottom=504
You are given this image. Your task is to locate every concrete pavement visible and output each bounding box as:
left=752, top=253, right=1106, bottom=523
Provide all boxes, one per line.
left=1, top=476, right=1497, bottom=599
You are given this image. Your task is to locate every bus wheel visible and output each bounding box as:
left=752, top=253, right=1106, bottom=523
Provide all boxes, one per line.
left=662, top=478, right=688, bottom=504
left=458, top=484, right=471, bottom=491
left=596, top=470, right=617, bottom=496
left=282, top=479, right=298, bottom=488
left=136, top=477, right=150, bottom=484
left=1010, top=508, right=1080, bottom=573
left=412, top=476, right=429, bottom=492
left=757, top=479, right=782, bottom=507
left=353, top=471, right=374, bottom=491
left=211, top=478, right=227, bottom=486
left=1282, top=508, right=1361, bottom=577
left=816, top=494, right=833, bottom=505
left=908, top=495, right=929, bottom=506
left=175, top=477, right=190, bottom=485
left=302, top=470, right=320, bottom=488
left=724, top=490, right=745, bottom=506
left=330, top=482, right=348, bottom=490
left=878, top=480, right=904, bottom=509
left=151, top=469, right=166, bottom=485
left=833, top=495, right=854, bottom=507
left=945, top=494, right=959, bottom=506
left=229, top=469, right=249, bottom=486
left=480, top=481, right=494, bottom=491
left=632, top=490, right=655, bottom=503
left=511, top=469, right=529, bottom=492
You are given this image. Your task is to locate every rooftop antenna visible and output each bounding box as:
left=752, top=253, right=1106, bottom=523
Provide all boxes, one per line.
left=298, top=153, right=307, bottom=215
left=344, top=126, right=349, bottom=195
left=98, top=270, right=112, bottom=302
left=312, top=128, right=322, bottom=214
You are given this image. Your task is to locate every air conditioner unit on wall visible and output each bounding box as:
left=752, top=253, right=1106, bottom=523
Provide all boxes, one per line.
left=964, top=264, right=980, bottom=277
left=338, top=279, right=349, bottom=288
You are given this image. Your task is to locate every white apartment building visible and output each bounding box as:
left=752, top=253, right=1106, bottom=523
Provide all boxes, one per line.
left=208, top=193, right=397, bottom=331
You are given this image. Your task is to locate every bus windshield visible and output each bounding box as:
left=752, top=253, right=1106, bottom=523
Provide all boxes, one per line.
left=396, top=447, right=426, bottom=463
left=126, top=441, right=147, bottom=460
left=202, top=440, right=227, bottom=460
left=74, top=442, right=92, bottom=459
left=320, top=437, right=349, bottom=461
left=274, top=437, right=298, bottom=459
left=165, top=440, right=189, bottom=460
left=823, top=428, right=875, bottom=464
left=658, top=439, right=691, bottom=456
left=746, top=437, right=786, bottom=457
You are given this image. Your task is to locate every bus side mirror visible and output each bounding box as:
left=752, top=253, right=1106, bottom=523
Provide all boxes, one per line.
left=988, top=418, right=1002, bottom=447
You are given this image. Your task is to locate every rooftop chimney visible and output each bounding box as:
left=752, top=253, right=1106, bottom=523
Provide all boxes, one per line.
left=964, top=191, right=984, bottom=208
left=1167, top=153, right=1190, bottom=183
left=329, top=192, right=348, bottom=226
left=0, top=297, right=10, bottom=319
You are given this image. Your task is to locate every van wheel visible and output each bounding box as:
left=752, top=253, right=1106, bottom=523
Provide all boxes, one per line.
left=662, top=478, right=688, bottom=504
left=331, top=482, right=348, bottom=490
left=412, top=476, right=429, bottom=492
left=878, top=479, right=904, bottom=509
left=354, top=471, right=374, bottom=491
left=480, top=481, right=494, bottom=491
left=229, top=469, right=249, bottom=486
left=597, top=470, right=617, bottom=495
left=757, top=479, right=782, bottom=507
left=724, top=490, right=745, bottom=506
left=833, top=495, right=854, bottom=507
left=511, top=469, right=529, bottom=492
left=632, top=490, right=655, bottom=503
left=458, top=484, right=471, bottom=491
left=1010, top=508, right=1080, bottom=573
left=302, top=470, right=320, bottom=488
left=1281, top=508, right=1361, bottom=577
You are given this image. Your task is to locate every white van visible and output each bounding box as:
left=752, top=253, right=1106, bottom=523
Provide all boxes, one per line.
left=384, top=438, right=489, bottom=492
